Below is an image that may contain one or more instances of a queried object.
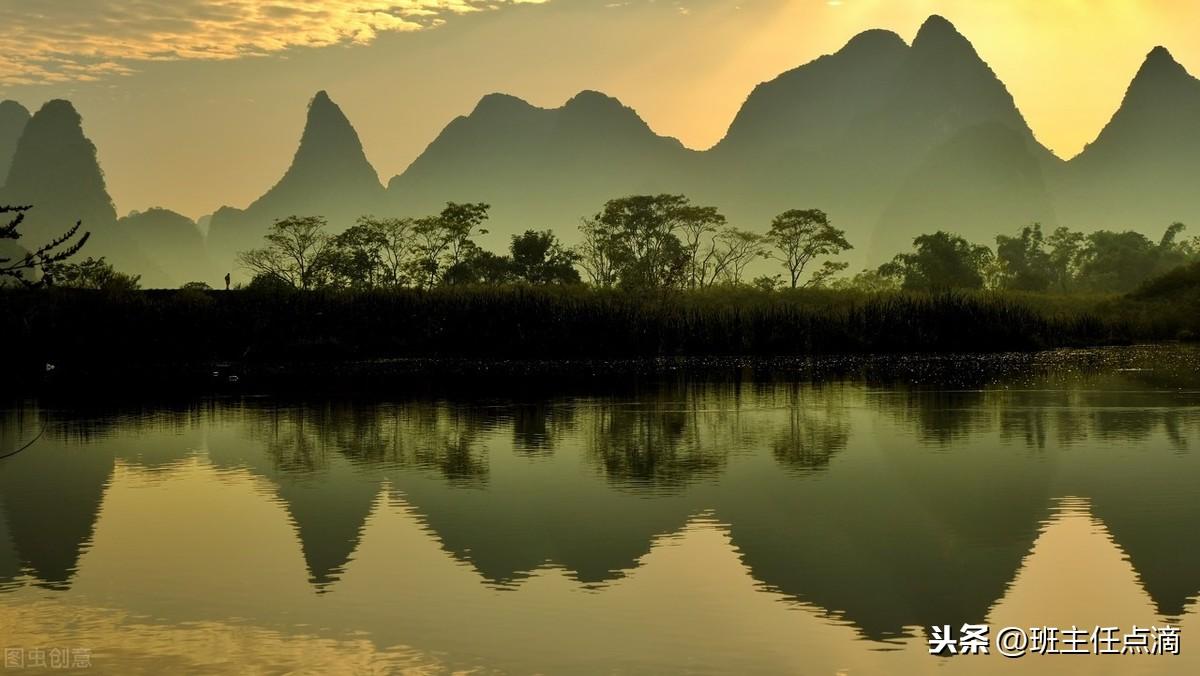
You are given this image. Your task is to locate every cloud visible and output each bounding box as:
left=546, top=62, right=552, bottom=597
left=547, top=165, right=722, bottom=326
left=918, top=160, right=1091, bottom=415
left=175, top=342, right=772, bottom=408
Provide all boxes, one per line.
left=0, top=0, right=548, bottom=85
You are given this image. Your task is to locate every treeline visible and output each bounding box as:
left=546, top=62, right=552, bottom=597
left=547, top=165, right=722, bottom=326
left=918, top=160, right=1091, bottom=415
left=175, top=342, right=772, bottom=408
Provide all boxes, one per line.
left=860, top=223, right=1199, bottom=295
left=231, top=195, right=852, bottom=292
left=225, top=194, right=1199, bottom=297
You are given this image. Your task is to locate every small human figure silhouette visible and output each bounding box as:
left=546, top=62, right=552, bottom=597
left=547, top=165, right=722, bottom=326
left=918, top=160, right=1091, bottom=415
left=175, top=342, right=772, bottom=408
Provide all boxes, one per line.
left=224, top=273, right=231, bottom=291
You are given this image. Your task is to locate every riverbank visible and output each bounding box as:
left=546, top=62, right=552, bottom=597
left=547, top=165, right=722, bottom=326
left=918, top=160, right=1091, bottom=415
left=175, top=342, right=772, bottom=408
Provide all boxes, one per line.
left=4, top=285, right=1169, bottom=386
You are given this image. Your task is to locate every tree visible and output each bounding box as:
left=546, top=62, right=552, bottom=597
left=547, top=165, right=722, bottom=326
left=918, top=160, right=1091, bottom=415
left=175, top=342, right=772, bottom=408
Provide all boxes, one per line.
left=584, top=194, right=691, bottom=290
left=45, top=256, right=140, bottom=292
left=439, top=202, right=491, bottom=270
left=441, top=250, right=512, bottom=285
left=370, top=217, right=421, bottom=287
left=709, top=228, right=768, bottom=286
left=995, top=223, right=1053, bottom=292
left=752, top=274, right=783, bottom=291
left=880, top=231, right=993, bottom=291
left=830, top=268, right=900, bottom=293
left=675, top=205, right=727, bottom=289
left=238, top=216, right=336, bottom=290
left=509, top=230, right=580, bottom=285
left=0, top=204, right=90, bottom=286
left=325, top=216, right=422, bottom=289
left=1075, top=230, right=1157, bottom=292
left=765, top=209, right=852, bottom=288
left=1047, top=226, right=1085, bottom=292
left=806, top=260, right=851, bottom=289
left=1073, top=223, right=1197, bottom=293
left=414, top=203, right=490, bottom=288
left=577, top=217, right=621, bottom=288
left=328, top=220, right=386, bottom=289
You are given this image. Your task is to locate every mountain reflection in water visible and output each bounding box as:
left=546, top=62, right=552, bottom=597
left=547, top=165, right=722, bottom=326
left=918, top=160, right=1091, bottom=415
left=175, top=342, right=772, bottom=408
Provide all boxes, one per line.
left=1, top=346, right=1199, bottom=674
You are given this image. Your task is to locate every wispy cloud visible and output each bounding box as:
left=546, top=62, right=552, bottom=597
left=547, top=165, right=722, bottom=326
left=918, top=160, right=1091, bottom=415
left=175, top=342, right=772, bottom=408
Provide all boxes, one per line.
left=0, top=0, right=548, bottom=85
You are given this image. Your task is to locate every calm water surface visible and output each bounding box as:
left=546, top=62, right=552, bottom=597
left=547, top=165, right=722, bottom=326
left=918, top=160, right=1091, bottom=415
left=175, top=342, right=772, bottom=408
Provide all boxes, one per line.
left=2, top=346, right=1200, bottom=674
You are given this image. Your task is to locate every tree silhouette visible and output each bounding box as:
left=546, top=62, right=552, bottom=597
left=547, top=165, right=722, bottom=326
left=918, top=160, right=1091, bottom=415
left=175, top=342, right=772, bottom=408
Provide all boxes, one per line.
left=0, top=204, right=90, bottom=286
left=995, top=224, right=1053, bottom=292
left=880, top=231, right=992, bottom=291
left=509, top=229, right=580, bottom=285
left=766, top=209, right=852, bottom=288
left=238, top=216, right=336, bottom=290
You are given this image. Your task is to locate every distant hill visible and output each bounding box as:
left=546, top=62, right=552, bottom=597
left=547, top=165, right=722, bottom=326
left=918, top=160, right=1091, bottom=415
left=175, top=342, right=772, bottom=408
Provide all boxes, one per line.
left=8, top=15, right=1200, bottom=280
left=206, top=91, right=386, bottom=266
left=702, top=15, right=1059, bottom=260
left=0, top=100, right=174, bottom=287
left=387, top=90, right=697, bottom=251
left=118, top=208, right=213, bottom=286
left=0, top=100, right=30, bottom=186
left=381, top=15, right=1064, bottom=264
left=1058, top=46, right=1200, bottom=230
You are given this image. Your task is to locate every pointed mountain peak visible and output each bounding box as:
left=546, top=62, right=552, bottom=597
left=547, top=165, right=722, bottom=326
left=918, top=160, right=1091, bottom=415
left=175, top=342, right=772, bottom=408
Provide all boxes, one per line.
left=1074, top=45, right=1200, bottom=166
left=300, top=91, right=356, bottom=141
left=915, top=14, right=957, bottom=38
left=0, top=96, right=118, bottom=234
left=1115, top=44, right=1199, bottom=112
left=285, top=90, right=376, bottom=174
left=1133, top=45, right=1190, bottom=83
left=1146, top=45, right=1175, bottom=62
left=243, top=90, right=382, bottom=211
left=912, top=14, right=973, bottom=53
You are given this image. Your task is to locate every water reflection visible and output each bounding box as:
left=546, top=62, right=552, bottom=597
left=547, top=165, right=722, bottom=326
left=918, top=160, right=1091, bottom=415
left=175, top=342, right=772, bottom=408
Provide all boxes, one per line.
left=1, top=346, right=1199, bottom=673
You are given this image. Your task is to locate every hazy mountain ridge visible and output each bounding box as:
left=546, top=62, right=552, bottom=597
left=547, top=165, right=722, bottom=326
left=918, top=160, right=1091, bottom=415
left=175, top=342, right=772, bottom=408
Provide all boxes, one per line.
left=386, top=89, right=698, bottom=251
left=1057, top=45, right=1200, bottom=230
left=0, top=100, right=30, bottom=186
left=206, top=90, right=385, bottom=265
left=3, top=14, right=1197, bottom=283
left=0, top=99, right=173, bottom=286
left=702, top=15, right=1062, bottom=259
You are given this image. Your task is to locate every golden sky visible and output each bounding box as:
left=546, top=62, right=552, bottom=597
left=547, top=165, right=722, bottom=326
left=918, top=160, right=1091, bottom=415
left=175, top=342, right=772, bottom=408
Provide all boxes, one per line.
left=1, top=0, right=1198, bottom=218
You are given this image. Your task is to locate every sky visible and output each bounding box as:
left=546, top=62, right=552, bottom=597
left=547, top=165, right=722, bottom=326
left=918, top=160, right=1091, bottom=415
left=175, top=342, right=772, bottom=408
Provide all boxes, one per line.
left=0, top=0, right=1198, bottom=219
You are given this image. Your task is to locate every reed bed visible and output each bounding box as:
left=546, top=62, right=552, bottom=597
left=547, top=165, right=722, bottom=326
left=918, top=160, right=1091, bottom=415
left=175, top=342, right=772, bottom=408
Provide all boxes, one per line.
left=2, top=285, right=1138, bottom=373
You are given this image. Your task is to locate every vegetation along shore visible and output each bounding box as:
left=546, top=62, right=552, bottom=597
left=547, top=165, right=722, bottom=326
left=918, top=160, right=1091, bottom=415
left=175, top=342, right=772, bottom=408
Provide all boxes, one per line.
left=5, top=192, right=1200, bottom=385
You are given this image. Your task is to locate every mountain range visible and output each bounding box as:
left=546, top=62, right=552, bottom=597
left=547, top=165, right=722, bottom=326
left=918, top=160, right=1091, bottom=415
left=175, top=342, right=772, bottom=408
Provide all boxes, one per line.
left=3, top=14, right=1199, bottom=286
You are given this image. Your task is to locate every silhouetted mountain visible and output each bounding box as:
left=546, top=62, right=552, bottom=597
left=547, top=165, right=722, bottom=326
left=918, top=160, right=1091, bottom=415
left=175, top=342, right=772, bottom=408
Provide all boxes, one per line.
left=714, top=30, right=908, bottom=159
left=714, top=15, right=1058, bottom=257
left=207, top=91, right=385, bottom=265
left=0, top=100, right=30, bottom=186
left=1059, top=46, right=1200, bottom=229
left=0, top=100, right=171, bottom=285
left=701, top=29, right=908, bottom=238
left=858, top=16, right=1060, bottom=256
left=16, top=15, right=1200, bottom=277
left=381, top=16, right=1061, bottom=265
left=1, top=100, right=117, bottom=234
left=0, top=438, right=115, bottom=589
left=118, top=208, right=213, bottom=285
left=871, top=121, right=1057, bottom=258
left=387, top=90, right=695, bottom=250
left=275, top=469, right=381, bottom=590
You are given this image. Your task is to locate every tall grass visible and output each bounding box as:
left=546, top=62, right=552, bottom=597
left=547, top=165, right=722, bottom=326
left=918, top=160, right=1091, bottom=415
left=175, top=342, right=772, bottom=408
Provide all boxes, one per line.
left=2, top=286, right=1134, bottom=375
